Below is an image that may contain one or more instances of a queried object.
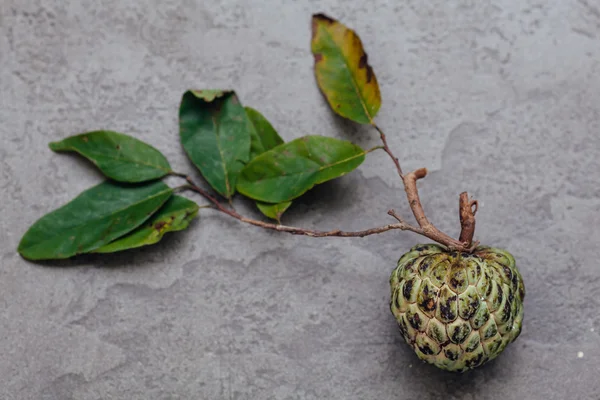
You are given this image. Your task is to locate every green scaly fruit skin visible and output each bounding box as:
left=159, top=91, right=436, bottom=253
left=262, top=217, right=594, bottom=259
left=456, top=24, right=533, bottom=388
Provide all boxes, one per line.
left=390, top=244, right=525, bottom=373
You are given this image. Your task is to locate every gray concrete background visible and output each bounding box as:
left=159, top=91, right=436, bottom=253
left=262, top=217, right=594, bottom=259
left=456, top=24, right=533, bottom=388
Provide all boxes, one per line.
left=1, top=0, right=599, bottom=399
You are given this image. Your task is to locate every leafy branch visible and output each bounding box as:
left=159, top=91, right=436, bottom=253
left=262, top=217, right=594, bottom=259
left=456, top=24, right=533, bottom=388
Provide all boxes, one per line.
left=17, top=13, right=479, bottom=261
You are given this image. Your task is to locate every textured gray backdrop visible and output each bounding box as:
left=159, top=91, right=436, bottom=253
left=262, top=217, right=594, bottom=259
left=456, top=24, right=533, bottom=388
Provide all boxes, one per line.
left=1, top=0, right=599, bottom=399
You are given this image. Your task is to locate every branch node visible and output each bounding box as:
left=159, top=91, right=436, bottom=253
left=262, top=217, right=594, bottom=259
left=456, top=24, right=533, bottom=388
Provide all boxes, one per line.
left=458, top=192, right=477, bottom=247
left=387, top=209, right=404, bottom=223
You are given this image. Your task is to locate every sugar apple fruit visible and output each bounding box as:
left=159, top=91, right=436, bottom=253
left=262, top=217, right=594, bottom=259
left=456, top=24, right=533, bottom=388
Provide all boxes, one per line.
left=390, top=244, right=525, bottom=372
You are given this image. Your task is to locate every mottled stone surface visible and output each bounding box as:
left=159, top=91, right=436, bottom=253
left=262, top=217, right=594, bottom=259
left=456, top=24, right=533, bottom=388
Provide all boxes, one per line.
left=1, top=0, right=599, bottom=399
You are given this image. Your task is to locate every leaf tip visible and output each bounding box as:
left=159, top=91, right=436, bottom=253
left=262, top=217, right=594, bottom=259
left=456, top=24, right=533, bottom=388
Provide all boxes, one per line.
left=16, top=244, right=37, bottom=261
left=311, top=13, right=336, bottom=40
left=312, top=13, right=336, bottom=24
left=48, top=141, right=61, bottom=151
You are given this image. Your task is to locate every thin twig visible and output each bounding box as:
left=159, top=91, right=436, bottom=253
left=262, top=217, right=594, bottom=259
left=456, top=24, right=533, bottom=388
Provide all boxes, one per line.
left=178, top=175, right=423, bottom=238
left=372, top=123, right=403, bottom=178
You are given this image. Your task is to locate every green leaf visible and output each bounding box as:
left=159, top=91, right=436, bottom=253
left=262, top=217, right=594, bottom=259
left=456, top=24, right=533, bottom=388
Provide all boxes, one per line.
left=18, top=181, right=173, bottom=260
left=49, top=131, right=172, bottom=183
left=179, top=90, right=252, bottom=199
left=95, top=195, right=199, bottom=253
left=246, top=107, right=284, bottom=159
left=311, top=14, right=381, bottom=124
left=237, top=136, right=366, bottom=203
left=256, top=201, right=292, bottom=223
left=244, top=108, right=289, bottom=218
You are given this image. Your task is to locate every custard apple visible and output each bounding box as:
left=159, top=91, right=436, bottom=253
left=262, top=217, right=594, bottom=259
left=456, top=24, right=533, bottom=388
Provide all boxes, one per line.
left=390, top=244, right=525, bottom=372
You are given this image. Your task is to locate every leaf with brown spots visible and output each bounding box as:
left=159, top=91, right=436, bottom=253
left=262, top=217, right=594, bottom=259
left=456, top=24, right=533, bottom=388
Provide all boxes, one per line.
left=49, top=131, right=172, bottom=183
left=95, top=195, right=199, bottom=253
left=179, top=90, right=253, bottom=199
left=311, top=13, right=381, bottom=124
left=236, top=135, right=366, bottom=203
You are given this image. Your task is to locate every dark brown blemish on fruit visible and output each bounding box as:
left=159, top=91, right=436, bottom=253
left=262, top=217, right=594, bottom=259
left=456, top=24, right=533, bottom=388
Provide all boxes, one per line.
left=464, top=352, right=484, bottom=368
left=407, top=312, right=422, bottom=330
left=488, top=339, right=502, bottom=355
left=418, top=343, right=435, bottom=355
left=154, top=221, right=167, bottom=231
left=395, top=292, right=402, bottom=308
left=450, top=277, right=463, bottom=289
left=496, top=285, right=504, bottom=305
left=468, top=298, right=479, bottom=317
left=473, top=308, right=490, bottom=329
left=420, top=289, right=437, bottom=312
left=503, top=266, right=513, bottom=281
left=451, top=324, right=470, bottom=344
left=404, top=259, right=417, bottom=273
left=419, top=285, right=437, bottom=313
left=499, top=298, right=512, bottom=323
left=425, top=298, right=436, bottom=312
left=444, top=348, right=459, bottom=361
left=419, top=258, right=432, bottom=272
left=511, top=272, right=520, bottom=292
left=462, top=296, right=480, bottom=320
left=440, top=295, right=457, bottom=321
left=403, top=279, right=414, bottom=300
left=518, top=284, right=525, bottom=300
left=313, top=53, right=323, bottom=63
left=429, top=325, right=445, bottom=343
left=485, top=279, right=494, bottom=297
left=483, top=322, right=498, bottom=339
left=465, top=338, right=479, bottom=353
left=397, top=321, right=406, bottom=337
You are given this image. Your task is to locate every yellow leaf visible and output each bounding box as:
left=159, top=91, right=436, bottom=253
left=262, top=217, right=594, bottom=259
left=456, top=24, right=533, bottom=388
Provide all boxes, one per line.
left=311, top=14, right=381, bottom=124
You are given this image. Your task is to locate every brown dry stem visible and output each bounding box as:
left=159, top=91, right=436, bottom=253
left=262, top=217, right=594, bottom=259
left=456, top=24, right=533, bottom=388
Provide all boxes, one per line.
left=400, top=168, right=472, bottom=251
left=178, top=175, right=423, bottom=238
left=371, top=123, right=478, bottom=252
